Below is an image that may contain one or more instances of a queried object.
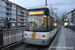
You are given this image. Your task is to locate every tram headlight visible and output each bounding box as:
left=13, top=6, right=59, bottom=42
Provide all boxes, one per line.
left=40, top=35, right=45, bottom=37
left=25, top=34, right=28, bottom=36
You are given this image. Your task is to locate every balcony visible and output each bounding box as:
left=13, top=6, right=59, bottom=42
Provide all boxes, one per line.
left=20, top=10, right=23, bottom=12
left=6, top=15, right=12, bottom=18
left=18, top=20, right=26, bottom=22
left=6, top=10, right=12, bottom=13
left=18, top=17, right=24, bottom=19
left=0, top=14, right=6, bottom=17
left=0, top=3, right=5, bottom=6
left=20, top=21, right=26, bottom=22
left=73, top=17, right=75, bottom=20
left=9, top=20, right=16, bottom=22
left=18, top=13, right=24, bottom=16
left=18, top=8, right=21, bottom=12
left=18, top=12, right=20, bottom=14
left=6, top=6, right=12, bottom=9
left=73, top=11, right=75, bottom=14
left=24, top=14, right=27, bottom=16
left=72, top=14, right=75, bottom=17
left=6, top=3, right=12, bottom=9
left=0, top=18, right=6, bottom=21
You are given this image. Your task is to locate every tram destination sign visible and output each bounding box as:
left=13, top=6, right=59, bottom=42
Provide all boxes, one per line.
left=28, top=10, right=45, bottom=16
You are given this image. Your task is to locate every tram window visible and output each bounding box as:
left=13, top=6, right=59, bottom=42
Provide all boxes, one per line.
left=48, top=16, right=50, bottom=30
left=44, top=17, right=47, bottom=27
left=26, top=15, right=50, bottom=32
left=50, top=16, right=55, bottom=31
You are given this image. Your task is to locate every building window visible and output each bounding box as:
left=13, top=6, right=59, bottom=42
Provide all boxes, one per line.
left=0, top=0, right=5, bottom=6
left=6, top=3, right=12, bottom=7
left=12, top=14, right=16, bottom=17
left=17, top=19, right=20, bottom=22
left=0, top=23, right=5, bottom=26
left=12, top=23, right=15, bottom=27
left=6, top=8, right=12, bottom=12
left=1, top=17, right=6, bottom=20
left=6, top=13, right=11, bottom=17
left=13, top=19, right=15, bottom=21
left=24, top=23, right=26, bottom=25
left=12, top=9, right=16, bottom=12
left=9, top=18, right=12, bottom=22
left=18, top=23, right=20, bottom=25
left=0, top=6, right=5, bottom=10
left=24, top=10, right=26, bottom=13
left=18, top=12, right=20, bottom=14
left=18, top=7, right=21, bottom=11
left=0, top=12, right=5, bottom=15
left=12, top=5, right=16, bottom=8
left=73, top=11, right=75, bottom=13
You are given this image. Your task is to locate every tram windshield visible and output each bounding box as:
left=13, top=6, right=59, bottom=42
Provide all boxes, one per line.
left=26, top=15, right=49, bottom=32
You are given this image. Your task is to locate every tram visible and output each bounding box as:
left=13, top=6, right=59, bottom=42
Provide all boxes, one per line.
left=23, top=6, right=61, bottom=46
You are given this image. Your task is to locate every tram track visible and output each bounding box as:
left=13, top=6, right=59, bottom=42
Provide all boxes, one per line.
left=24, top=44, right=50, bottom=50
left=24, top=44, right=42, bottom=50
left=24, top=39, right=53, bottom=50
left=24, top=27, right=61, bottom=50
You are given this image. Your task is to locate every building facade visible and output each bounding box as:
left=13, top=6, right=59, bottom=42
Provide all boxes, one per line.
left=0, top=0, right=27, bottom=27
left=65, top=9, right=75, bottom=26
left=17, top=5, right=27, bottom=26
left=71, top=9, right=75, bottom=24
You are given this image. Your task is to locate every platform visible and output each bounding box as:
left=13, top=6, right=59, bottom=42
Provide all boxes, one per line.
left=49, top=26, right=75, bottom=50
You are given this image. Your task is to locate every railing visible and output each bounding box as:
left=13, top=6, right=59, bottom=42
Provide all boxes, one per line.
left=18, top=17, right=26, bottom=19
left=9, top=21, right=16, bottom=22
left=0, top=27, right=25, bottom=48
left=0, top=15, right=6, bottom=17
left=6, top=11, right=12, bottom=13
left=70, top=26, right=75, bottom=32
left=6, top=15, right=12, bottom=17
left=18, top=19, right=25, bottom=22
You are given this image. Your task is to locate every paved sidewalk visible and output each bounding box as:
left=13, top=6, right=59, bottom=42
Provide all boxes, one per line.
left=64, top=27, right=75, bottom=50
left=56, top=27, right=66, bottom=50
left=50, top=26, right=75, bottom=50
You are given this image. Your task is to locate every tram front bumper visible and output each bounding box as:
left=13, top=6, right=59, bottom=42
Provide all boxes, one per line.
left=23, top=38, right=51, bottom=46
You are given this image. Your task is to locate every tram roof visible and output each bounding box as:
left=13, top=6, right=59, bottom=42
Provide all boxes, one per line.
left=27, top=6, right=52, bottom=11
left=27, top=6, right=61, bottom=22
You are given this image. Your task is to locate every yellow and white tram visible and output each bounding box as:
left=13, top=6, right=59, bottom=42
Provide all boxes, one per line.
left=23, top=6, right=61, bottom=46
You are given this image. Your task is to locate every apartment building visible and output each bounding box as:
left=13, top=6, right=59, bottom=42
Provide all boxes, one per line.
left=65, top=9, right=75, bottom=26
left=0, top=0, right=27, bottom=27
left=17, top=5, right=27, bottom=26
left=71, top=9, right=75, bottom=24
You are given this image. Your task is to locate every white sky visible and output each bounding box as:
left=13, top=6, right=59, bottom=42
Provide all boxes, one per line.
left=9, top=0, right=75, bottom=19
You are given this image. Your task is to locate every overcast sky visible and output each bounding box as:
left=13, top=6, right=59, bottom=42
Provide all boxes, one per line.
left=9, top=0, right=75, bottom=19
